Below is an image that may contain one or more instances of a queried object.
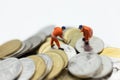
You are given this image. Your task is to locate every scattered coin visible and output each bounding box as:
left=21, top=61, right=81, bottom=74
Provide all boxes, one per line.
left=55, top=69, right=81, bottom=80
left=44, top=52, right=64, bottom=80
left=93, top=55, right=113, bottom=78
left=26, top=36, right=42, bottom=50
left=0, top=58, right=22, bottom=80
left=14, top=40, right=32, bottom=57
left=59, top=44, right=77, bottom=60
left=9, top=42, right=26, bottom=57
left=63, top=27, right=83, bottom=47
left=18, top=58, right=35, bottom=80
left=38, top=41, right=50, bottom=53
left=101, top=47, right=120, bottom=58
left=0, top=39, right=22, bottom=58
left=38, top=25, right=55, bottom=37
left=44, top=49, right=68, bottom=68
left=35, top=32, right=46, bottom=42
left=38, top=54, right=53, bottom=79
left=106, top=57, right=120, bottom=80
left=68, top=53, right=102, bottom=78
left=28, top=55, right=46, bottom=80
left=75, top=36, right=104, bottom=54
left=38, top=40, right=64, bottom=53
left=107, top=68, right=120, bottom=80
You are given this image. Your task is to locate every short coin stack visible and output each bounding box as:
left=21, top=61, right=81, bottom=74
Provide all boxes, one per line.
left=0, top=26, right=119, bottom=80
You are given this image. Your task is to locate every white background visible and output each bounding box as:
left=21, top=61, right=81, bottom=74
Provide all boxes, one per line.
left=0, top=0, right=120, bottom=47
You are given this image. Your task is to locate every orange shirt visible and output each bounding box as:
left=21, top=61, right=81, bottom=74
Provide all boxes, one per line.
left=52, top=27, right=63, bottom=38
left=81, top=25, right=93, bottom=39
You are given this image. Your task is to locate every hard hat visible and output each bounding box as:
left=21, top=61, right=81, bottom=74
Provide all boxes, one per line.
left=79, top=25, right=83, bottom=29
left=62, top=26, right=66, bottom=30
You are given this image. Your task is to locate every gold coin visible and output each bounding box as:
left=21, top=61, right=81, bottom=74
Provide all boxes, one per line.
left=0, top=39, right=22, bottom=58
left=56, top=69, right=80, bottom=80
left=63, top=28, right=83, bottom=47
left=44, top=52, right=64, bottom=80
left=44, top=49, right=68, bottom=68
left=38, top=41, right=50, bottom=53
left=38, top=39, right=64, bottom=53
left=28, top=55, right=46, bottom=80
left=101, top=47, right=120, bottom=58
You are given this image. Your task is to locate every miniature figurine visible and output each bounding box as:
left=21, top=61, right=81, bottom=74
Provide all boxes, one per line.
left=78, top=25, right=93, bottom=45
left=51, top=26, right=66, bottom=50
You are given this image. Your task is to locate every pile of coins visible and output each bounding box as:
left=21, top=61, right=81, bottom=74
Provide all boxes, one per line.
left=0, top=25, right=120, bottom=80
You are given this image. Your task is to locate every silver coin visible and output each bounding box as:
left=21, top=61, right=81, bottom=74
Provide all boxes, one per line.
left=9, top=42, right=26, bottom=57
left=35, top=32, right=46, bottom=42
left=75, top=36, right=104, bottom=54
left=104, top=57, right=120, bottom=80
left=108, top=68, right=120, bottom=80
left=110, top=57, right=120, bottom=69
left=15, top=40, right=32, bottom=57
left=68, top=53, right=102, bottom=78
left=39, top=25, right=55, bottom=37
left=18, top=58, right=35, bottom=80
left=0, top=58, right=22, bottom=80
left=60, top=44, right=77, bottom=60
left=38, top=54, right=53, bottom=80
left=93, top=55, right=113, bottom=78
left=26, top=36, right=42, bottom=50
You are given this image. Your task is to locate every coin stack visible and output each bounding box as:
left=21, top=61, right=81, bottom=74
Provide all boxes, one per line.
left=0, top=25, right=120, bottom=80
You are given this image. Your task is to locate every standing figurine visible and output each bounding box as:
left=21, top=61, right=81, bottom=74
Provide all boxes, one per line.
left=78, top=25, right=93, bottom=45
left=51, top=26, right=66, bottom=50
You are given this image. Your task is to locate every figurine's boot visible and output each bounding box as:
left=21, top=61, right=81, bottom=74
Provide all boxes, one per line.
left=82, top=38, right=85, bottom=41
left=51, top=44, right=55, bottom=48
left=59, top=47, right=64, bottom=50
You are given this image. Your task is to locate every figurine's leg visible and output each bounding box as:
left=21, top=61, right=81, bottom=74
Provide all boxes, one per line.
left=85, top=37, right=89, bottom=45
left=54, top=39, right=64, bottom=50
left=51, top=37, right=55, bottom=48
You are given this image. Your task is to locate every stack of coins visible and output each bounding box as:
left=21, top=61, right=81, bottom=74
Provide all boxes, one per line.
left=0, top=26, right=120, bottom=80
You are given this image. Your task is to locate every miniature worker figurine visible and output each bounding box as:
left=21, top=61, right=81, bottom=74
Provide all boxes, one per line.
left=51, top=26, right=66, bottom=50
left=79, top=25, right=93, bottom=45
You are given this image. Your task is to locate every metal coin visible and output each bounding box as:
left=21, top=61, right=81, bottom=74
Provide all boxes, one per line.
left=39, top=25, right=55, bottom=37
left=93, top=55, right=113, bottom=78
left=75, top=36, right=104, bottom=54
left=0, top=58, right=22, bottom=80
left=15, top=40, right=32, bottom=57
left=28, top=55, right=46, bottom=80
left=26, top=36, right=42, bottom=50
left=107, top=59, right=120, bottom=80
left=8, top=42, right=26, bottom=57
left=110, top=57, right=120, bottom=69
left=63, top=27, right=83, bottom=47
left=38, top=40, right=64, bottom=53
left=101, top=47, right=120, bottom=58
left=38, top=54, right=53, bottom=79
left=34, top=32, right=46, bottom=42
left=18, top=58, right=35, bottom=80
left=44, top=49, right=68, bottom=68
left=68, top=53, right=102, bottom=78
left=41, top=43, right=76, bottom=60
left=44, top=52, right=64, bottom=80
left=0, top=39, right=22, bottom=58
left=55, top=69, right=81, bottom=80
left=38, top=41, right=50, bottom=53
left=107, top=68, right=120, bottom=80
left=59, top=44, right=77, bottom=60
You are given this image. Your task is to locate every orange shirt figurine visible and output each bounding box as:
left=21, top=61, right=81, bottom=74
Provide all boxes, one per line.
left=51, top=26, right=66, bottom=50
left=79, top=25, right=93, bottom=45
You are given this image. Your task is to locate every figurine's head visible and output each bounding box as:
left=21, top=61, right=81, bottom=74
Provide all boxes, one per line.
left=62, top=26, right=66, bottom=30
left=79, top=25, right=83, bottom=29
